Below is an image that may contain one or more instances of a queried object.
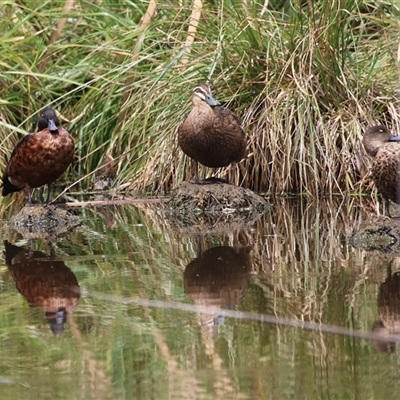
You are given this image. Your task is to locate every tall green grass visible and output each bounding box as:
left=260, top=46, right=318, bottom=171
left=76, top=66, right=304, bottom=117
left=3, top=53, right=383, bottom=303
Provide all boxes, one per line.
left=0, top=0, right=398, bottom=197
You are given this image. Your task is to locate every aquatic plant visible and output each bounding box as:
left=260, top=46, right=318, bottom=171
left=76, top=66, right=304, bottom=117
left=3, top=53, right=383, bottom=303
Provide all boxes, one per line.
left=0, top=0, right=398, bottom=198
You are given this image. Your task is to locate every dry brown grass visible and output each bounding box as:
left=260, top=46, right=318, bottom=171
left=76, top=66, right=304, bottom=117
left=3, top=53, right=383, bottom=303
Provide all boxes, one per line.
left=0, top=1, right=398, bottom=200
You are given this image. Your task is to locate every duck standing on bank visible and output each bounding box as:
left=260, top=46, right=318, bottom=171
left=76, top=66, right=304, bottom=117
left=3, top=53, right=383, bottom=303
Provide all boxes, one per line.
left=362, top=125, right=400, bottom=218
left=2, top=107, right=75, bottom=204
left=178, top=84, right=247, bottom=184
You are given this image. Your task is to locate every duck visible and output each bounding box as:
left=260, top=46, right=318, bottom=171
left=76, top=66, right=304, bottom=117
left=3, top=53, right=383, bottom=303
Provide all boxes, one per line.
left=2, top=107, right=75, bottom=204
left=362, top=125, right=400, bottom=217
left=178, top=84, right=247, bottom=184
left=93, top=153, right=116, bottom=191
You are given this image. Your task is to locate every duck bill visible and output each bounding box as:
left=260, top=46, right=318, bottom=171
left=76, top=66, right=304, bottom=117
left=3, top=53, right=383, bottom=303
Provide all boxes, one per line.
left=389, top=134, right=400, bottom=142
left=48, top=119, right=58, bottom=133
left=205, top=93, right=221, bottom=107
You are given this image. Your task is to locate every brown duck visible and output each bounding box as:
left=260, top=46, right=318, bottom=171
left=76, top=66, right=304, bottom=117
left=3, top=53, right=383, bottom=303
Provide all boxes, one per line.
left=93, top=153, right=116, bottom=191
left=178, top=84, right=247, bottom=184
left=2, top=107, right=75, bottom=204
left=362, top=125, right=400, bottom=217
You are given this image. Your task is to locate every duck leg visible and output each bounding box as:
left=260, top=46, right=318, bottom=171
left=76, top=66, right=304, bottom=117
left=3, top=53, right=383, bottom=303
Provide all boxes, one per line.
left=229, top=163, right=237, bottom=185
left=25, top=186, right=33, bottom=205
left=385, top=198, right=390, bottom=217
left=192, top=159, right=200, bottom=184
left=28, top=238, right=34, bottom=258
left=46, top=183, right=53, bottom=203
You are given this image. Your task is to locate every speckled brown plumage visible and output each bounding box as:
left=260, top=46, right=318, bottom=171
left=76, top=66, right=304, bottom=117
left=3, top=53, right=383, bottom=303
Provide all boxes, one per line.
left=178, top=84, right=246, bottom=184
left=93, top=153, right=116, bottom=191
left=362, top=125, right=400, bottom=217
left=2, top=107, right=75, bottom=204
left=94, top=154, right=116, bottom=181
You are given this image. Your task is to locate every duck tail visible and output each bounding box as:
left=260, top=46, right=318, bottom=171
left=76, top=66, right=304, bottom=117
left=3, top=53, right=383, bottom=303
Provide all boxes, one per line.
left=3, top=240, right=21, bottom=264
left=2, top=175, right=22, bottom=196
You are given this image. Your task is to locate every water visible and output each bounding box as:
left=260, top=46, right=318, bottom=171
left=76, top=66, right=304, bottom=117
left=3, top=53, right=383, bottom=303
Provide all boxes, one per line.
left=0, top=196, right=399, bottom=400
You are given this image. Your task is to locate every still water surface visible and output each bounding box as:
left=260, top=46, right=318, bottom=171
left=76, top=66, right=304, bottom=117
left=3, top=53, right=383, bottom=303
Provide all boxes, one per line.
left=0, top=196, right=399, bottom=400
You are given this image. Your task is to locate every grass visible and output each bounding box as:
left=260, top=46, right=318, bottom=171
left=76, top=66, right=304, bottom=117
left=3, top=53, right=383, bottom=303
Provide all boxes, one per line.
left=0, top=0, right=399, bottom=199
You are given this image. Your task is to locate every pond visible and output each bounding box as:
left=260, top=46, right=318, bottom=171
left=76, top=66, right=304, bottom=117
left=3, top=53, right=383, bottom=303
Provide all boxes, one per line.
left=0, top=195, right=399, bottom=400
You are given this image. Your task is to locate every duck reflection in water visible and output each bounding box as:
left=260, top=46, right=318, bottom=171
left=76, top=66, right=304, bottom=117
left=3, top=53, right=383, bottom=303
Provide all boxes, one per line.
left=184, top=236, right=252, bottom=329
left=4, top=240, right=80, bottom=334
left=371, top=259, right=400, bottom=353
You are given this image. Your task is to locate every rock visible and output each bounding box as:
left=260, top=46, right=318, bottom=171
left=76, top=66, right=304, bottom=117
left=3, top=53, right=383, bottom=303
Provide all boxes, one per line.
left=167, top=181, right=269, bottom=213
left=348, top=216, right=400, bottom=253
left=93, top=154, right=116, bottom=191
left=165, top=181, right=269, bottom=234
left=9, top=204, right=80, bottom=240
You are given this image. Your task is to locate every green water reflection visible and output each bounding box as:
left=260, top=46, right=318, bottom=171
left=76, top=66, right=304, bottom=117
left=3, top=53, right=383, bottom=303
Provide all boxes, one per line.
left=0, top=197, right=400, bottom=400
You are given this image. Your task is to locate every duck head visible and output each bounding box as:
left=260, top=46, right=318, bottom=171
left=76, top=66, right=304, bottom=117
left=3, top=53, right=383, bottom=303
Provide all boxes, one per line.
left=38, top=107, right=60, bottom=133
left=363, top=125, right=400, bottom=157
left=191, top=84, right=221, bottom=107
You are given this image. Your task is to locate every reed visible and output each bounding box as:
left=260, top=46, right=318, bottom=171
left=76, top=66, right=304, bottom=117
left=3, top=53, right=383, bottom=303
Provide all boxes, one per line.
left=0, top=0, right=398, bottom=197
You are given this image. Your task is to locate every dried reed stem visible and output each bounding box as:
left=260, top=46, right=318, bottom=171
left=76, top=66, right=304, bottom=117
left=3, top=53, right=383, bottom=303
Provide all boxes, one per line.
left=118, top=0, right=158, bottom=126
left=180, top=0, right=202, bottom=65
left=66, top=198, right=168, bottom=207
left=38, top=0, right=76, bottom=73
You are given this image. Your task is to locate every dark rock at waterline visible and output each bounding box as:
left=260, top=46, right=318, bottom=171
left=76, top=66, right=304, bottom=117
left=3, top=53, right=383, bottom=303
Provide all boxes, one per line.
left=165, top=181, right=269, bottom=234
left=9, top=204, right=80, bottom=240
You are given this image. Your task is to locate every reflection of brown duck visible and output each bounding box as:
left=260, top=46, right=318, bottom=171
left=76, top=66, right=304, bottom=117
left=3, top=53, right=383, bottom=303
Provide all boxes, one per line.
left=2, top=108, right=75, bottom=204
left=4, top=240, right=80, bottom=334
left=371, top=261, right=400, bottom=352
left=362, top=125, right=400, bottom=217
left=183, top=244, right=252, bottom=322
left=178, top=84, right=247, bottom=184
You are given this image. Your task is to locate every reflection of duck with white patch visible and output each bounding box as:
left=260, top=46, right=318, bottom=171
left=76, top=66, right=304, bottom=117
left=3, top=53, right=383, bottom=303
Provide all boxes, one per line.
left=371, top=259, right=400, bottom=353
left=183, top=241, right=252, bottom=331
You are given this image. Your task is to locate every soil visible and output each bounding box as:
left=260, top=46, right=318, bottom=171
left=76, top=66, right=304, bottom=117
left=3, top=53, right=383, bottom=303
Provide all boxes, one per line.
left=349, top=216, right=400, bottom=253
left=167, top=181, right=269, bottom=213
left=9, top=203, right=81, bottom=240
left=165, top=181, right=269, bottom=234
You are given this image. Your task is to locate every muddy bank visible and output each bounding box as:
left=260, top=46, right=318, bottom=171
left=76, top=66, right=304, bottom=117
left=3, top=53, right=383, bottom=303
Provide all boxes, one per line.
left=165, top=181, right=269, bottom=234
left=349, top=216, right=400, bottom=253
left=9, top=204, right=81, bottom=240
left=167, top=181, right=269, bottom=213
